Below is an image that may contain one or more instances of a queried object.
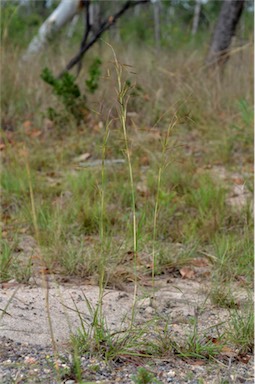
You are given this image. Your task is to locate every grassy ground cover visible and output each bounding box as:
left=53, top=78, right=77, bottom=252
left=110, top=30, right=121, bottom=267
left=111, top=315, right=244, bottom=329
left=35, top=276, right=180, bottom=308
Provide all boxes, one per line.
left=1, top=39, right=254, bottom=382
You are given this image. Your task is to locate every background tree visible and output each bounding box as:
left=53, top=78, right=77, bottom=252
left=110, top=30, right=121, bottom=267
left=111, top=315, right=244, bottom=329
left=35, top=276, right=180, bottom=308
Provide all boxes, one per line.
left=206, top=0, right=245, bottom=67
left=152, top=0, right=161, bottom=49
left=13, top=0, right=251, bottom=75
left=191, top=0, right=202, bottom=36
left=23, top=0, right=85, bottom=59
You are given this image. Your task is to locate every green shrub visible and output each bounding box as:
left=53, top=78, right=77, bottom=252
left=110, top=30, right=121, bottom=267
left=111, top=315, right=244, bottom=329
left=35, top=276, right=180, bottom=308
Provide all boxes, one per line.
left=85, top=57, right=102, bottom=94
left=41, top=67, right=87, bottom=121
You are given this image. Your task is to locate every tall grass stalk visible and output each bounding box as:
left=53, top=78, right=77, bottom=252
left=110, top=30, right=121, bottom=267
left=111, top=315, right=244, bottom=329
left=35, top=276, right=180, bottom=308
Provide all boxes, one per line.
left=98, top=119, right=111, bottom=320
left=152, top=115, right=177, bottom=287
left=109, top=44, right=138, bottom=325
left=24, top=149, right=60, bottom=375
left=24, top=149, right=39, bottom=244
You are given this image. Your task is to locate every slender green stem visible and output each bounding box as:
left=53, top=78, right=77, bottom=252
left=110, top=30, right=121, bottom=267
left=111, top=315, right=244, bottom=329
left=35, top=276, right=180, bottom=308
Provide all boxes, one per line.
left=119, top=89, right=138, bottom=323
left=110, top=48, right=138, bottom=325
left=25, top=160, right=39, bottom=244
left=98, top=120, right=111, bottom=321
left=151, top=116, right=177, bottom=289
left=25, top=152, right=59, bottom=377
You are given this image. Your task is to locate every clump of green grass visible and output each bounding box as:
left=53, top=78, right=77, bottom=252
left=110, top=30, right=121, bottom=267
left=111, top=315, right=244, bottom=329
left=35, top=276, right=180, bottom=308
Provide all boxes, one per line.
left=209, top=285, right=238, bottom=309
left=178, top=335, right=221, bottom=360
left=131, top=367, right=163, bottom=384
left=0, top=239, right=14, bottom=282
left=226, top=303, right=254, bottom=354
left=176, top=314, right=223, bottom=360
left=212, top=232, right=253, bottom=284
left=183, top=174, right=227, bottom=241
left=0, top=238, right=32, bottom=283
left=1, top=163, right=35, bottom=197
left=71, top=293, right=157, bottom=363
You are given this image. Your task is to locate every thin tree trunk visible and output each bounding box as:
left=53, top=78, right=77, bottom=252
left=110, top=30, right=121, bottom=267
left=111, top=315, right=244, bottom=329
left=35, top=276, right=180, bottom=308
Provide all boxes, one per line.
left=206, top=0, right=245, bottom=67
left=191, top=0, right=201, bottom=36
left=153, top=0, right=161, bottom=50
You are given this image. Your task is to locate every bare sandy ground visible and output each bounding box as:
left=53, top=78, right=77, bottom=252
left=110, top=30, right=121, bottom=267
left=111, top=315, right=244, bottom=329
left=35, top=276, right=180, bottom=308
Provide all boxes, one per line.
left=0, top=274, right=253, bottom=384
left=0, top=275, right=245, bottom=348
left=0, top=281, right=134, bottom=347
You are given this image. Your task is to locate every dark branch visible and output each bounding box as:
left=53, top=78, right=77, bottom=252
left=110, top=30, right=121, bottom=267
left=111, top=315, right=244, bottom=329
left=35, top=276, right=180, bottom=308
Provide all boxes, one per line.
left=58, top=0, right=149, bottom=78
left=76, top=0, right=91, bottom=76
left=80, top=0, right=91, bottom=50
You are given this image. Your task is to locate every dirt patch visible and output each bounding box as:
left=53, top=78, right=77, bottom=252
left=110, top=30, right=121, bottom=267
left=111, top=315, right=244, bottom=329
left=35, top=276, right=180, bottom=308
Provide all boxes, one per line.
left=0, top=276, right=234, bottom=347
left=0, top=282, right=133, bottom=347
left=209, top=165, right=253, bottom=210
left=0, top=275, right=253, bottom=383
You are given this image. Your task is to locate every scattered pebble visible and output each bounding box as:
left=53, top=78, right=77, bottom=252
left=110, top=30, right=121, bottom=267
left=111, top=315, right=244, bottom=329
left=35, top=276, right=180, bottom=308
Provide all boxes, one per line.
left=167, top=369, right=176, bottom=377
left=0, top=336, right=253, bottom=384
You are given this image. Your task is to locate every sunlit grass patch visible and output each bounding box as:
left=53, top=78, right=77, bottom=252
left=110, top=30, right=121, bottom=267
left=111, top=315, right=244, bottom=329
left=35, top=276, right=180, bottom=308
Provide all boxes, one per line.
left=0, top=237, right=33, bottom=283
left=0, top=239, right=14, bottom=282
left=212, top=231, right=253, bottom=284
left=1, top=163, right=34, bottom=197
left=209, top=285, right=239, bottom=309
left=227, top=303, right=254, bottom=354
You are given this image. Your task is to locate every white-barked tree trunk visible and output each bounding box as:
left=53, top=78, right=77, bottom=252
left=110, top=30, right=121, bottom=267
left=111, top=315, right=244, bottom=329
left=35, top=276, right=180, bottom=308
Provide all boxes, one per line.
left=191, top=0, right=201, bottom=36
left=23, top=0, right=84, bottom=60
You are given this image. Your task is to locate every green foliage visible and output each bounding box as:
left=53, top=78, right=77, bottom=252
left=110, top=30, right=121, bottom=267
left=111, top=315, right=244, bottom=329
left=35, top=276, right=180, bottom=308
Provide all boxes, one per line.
left=227, top=304, right=254, bottom=353
left=0, top=238, right=32, bottom=283
left=212, top=232, right=253, bottom=283
left=41, top=62, right=103, bottom=120
left=1, top=0, right=254, bottom=52
left=0, top=240, right=13, bottom=282
left=1, top=166, right=30, bottom=195
left=210, top=285, right=238, bottom=309
left=230, top=98, right=253, bottom=149
left=41, top=67, right=80, bottom=103
left=85, top=57, right=102, bottom=94
left=177, top=319, right=222, bottom=360
left=131, top=367, right=163, bottom=384
left=237, top=98, right=253, bottom=127
left=71, top=295, right=155, bottom=363
left=1, top=2, right=46, bottom=46
left=41, top=67, right=85, bottom=120
left=120, top=13, right=152, bottom=44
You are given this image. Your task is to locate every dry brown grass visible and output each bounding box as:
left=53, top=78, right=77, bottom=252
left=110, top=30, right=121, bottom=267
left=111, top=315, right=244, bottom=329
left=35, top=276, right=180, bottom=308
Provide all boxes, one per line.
left=1, top=40, right=253, bottom=284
